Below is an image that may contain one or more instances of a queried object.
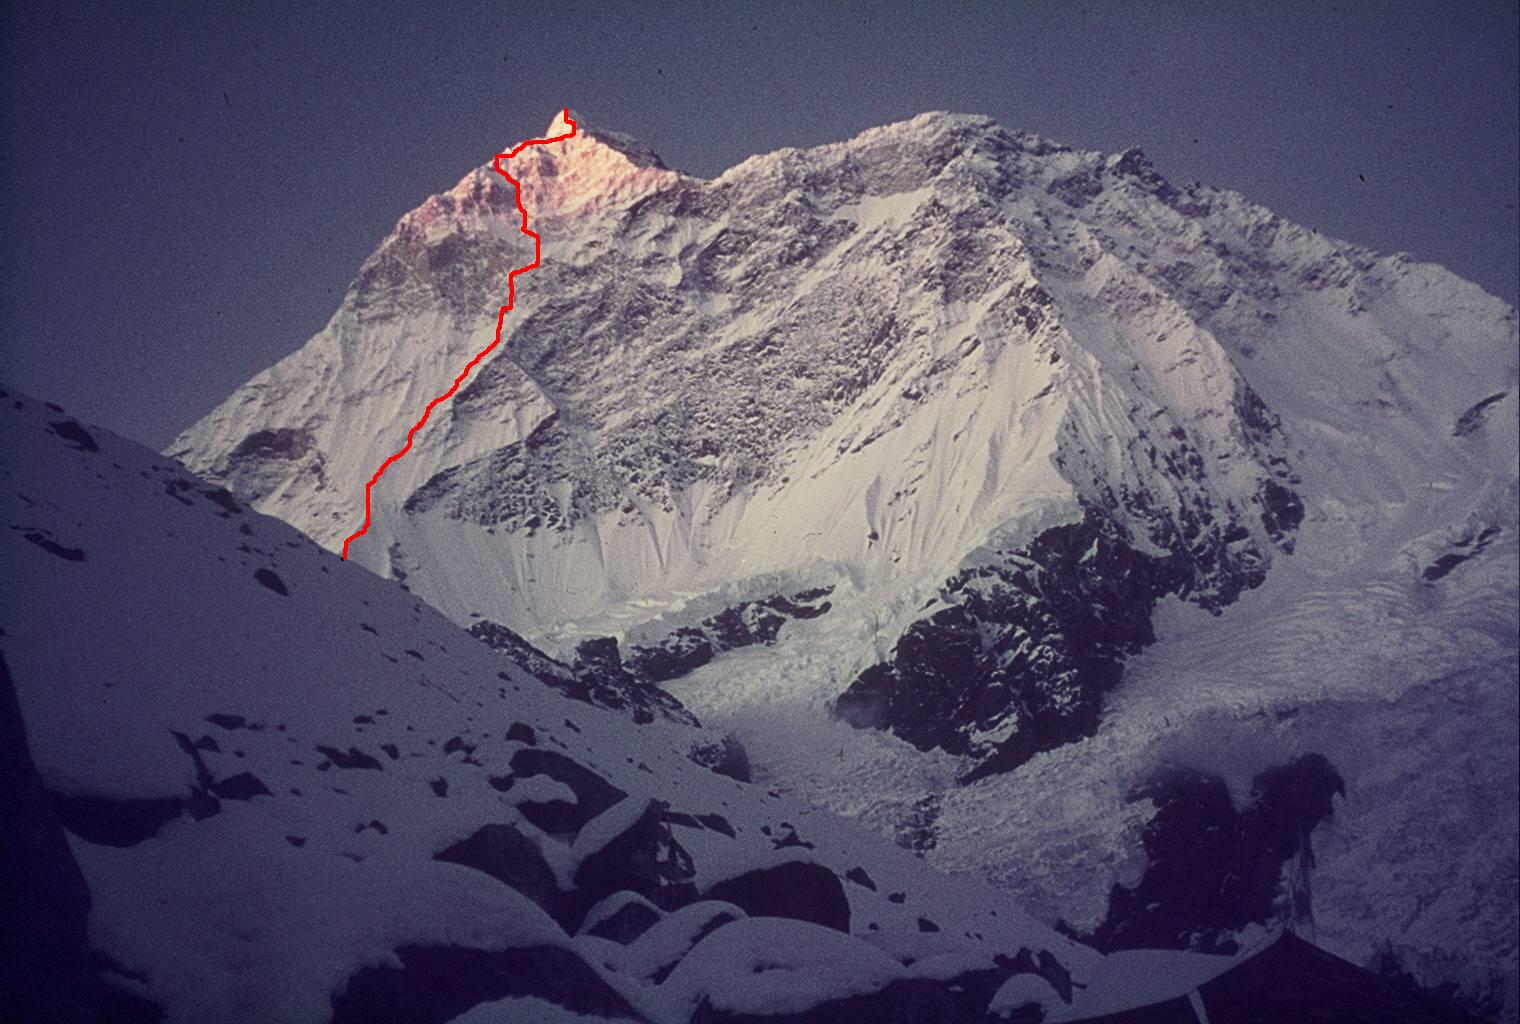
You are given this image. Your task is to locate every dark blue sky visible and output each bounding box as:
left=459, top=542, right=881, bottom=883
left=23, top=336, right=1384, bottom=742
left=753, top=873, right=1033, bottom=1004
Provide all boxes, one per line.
left=4, top=1, right=1516, bottom=448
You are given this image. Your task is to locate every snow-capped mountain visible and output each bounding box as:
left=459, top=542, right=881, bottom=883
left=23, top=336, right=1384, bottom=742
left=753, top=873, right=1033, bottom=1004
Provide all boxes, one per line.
left=170, top=111, right=1518, bottom=1017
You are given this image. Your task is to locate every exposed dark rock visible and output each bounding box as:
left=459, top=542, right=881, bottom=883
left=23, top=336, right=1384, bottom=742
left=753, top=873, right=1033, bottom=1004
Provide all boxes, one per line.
left=893, top=794, right=941, bottom=855
left=18, top=527, right=85, bottom=561
left=402, top=413, right=580, bottom=533
left=1, top=653, right=112, bottom=1022
left=1035, top=949, right=1073, bottom=1004
left=1087, top=753, right=1345, bottom=954
left=1259, top=479, right=1306, bottom=550
left=688, top=733, right=752, bottom=782
left=510, top=749, right=625, bottom=816
left=162, top=478, right=197, bottom=505
left=505, top=721, right=537, bottom=745
left=563, top=798, right=698, bottom=929
left=1453, top=391, right=1509, bottom=437
left=314, top=745, right=383, bottom=771
left=626, top=626, right=714, bottom=681
left=169, top=730, right=216, bottom=790
left=695, top=813, right=736, bottom=838
left=835, top=508, right=1275, bottom=781
left=230, top=428, right=315, bottom=462
left=507, top=748, right=627, bottom=837
left=433, top=823, right=558, bottom=914
left=580, top=894, right=663, bottom=944
left=49, top=792, right=187, bottom=848
left=1422, top=525, right=1501, bottom=582
left=844, top=866, right=877, bottom=891
left=624, top=586, right=835, bottom=684
left=1047, top=168, right=1105, bottom=209
left=470, top=620, right=699, bottom=726
left=184, top=788, right=221, bottom=821
left=994, top=947, right=1075, bottom=1005
left=516, top=799, right=585, bottom=835
left=703, top=860, right=850, bottom=933
left=1203, top=933, right=1477, bottom=1023
left=709, top=603, right=785, bottom=652
left=571, top=636, right=626, bottom=678
left=2, top=654, right=169, bottom=1019
left=642, top=904, right=748, bottom=985
left=199, top=487, right=242, bottom=515
left=48, top=419, right=100, bottom=452
left=771, top=826, right=814, bottom=850
left=1372, top=940, right=1492, bottom=1019
left=253, top=568, right=288, bottom=596
left=571, top=636, right=700, bottom=726
left=329, top=944, right=639, bottom=1024
left=666, top=809, right=736, bottom=838
left=780, top=586, right=835, bottom=616
left=206, top=713, right=247, bottom=730
left=830, top=386, right=1299, bottom=781
left=1424, top=552, right=1472, bottom=582
left=210, top=773, right=271, bottom=801
left=1110, top=147, right=1185, bottom=206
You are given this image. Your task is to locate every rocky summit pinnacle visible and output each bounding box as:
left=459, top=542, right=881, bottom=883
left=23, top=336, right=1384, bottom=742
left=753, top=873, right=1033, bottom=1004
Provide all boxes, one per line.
left=550, top=108, right=669, bottom=170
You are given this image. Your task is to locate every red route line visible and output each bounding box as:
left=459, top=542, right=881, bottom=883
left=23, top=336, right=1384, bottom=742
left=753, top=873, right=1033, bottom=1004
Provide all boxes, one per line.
left=341, top=109, right=577, bottom=560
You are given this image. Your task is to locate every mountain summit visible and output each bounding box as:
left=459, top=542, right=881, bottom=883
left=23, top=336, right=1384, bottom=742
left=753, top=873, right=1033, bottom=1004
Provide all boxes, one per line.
left=171, top=112, right=1518, bottom=1014
left=554, top=108, right=670, bottom=170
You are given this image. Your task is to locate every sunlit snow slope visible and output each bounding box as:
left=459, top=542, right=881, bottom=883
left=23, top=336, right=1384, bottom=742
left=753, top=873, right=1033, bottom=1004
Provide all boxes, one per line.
left=173, top=111, right=1346, bottom=627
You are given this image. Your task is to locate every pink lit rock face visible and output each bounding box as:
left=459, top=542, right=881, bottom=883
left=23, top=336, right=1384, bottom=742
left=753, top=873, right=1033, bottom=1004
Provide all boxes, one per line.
left=166, top=111, right=1518, bottom=1017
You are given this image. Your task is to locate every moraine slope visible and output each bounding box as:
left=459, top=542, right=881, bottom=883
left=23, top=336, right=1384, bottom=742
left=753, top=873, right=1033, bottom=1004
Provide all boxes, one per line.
left=3, top=388, right=1125, bottom=1023
left=167, top=110, right=1519, bottom=1017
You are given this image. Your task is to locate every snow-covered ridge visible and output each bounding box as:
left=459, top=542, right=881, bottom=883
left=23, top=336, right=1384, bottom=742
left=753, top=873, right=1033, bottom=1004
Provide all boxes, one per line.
left=5, top=387, right=1118, bottom=1022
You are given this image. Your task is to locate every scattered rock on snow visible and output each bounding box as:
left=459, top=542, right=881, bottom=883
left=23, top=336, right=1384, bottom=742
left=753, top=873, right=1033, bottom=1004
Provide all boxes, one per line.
left=433, top=823, right=558, bottom=915
left=253, top=567, right=288, bottom=596
left=703, top=859, right=851, bottom=934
